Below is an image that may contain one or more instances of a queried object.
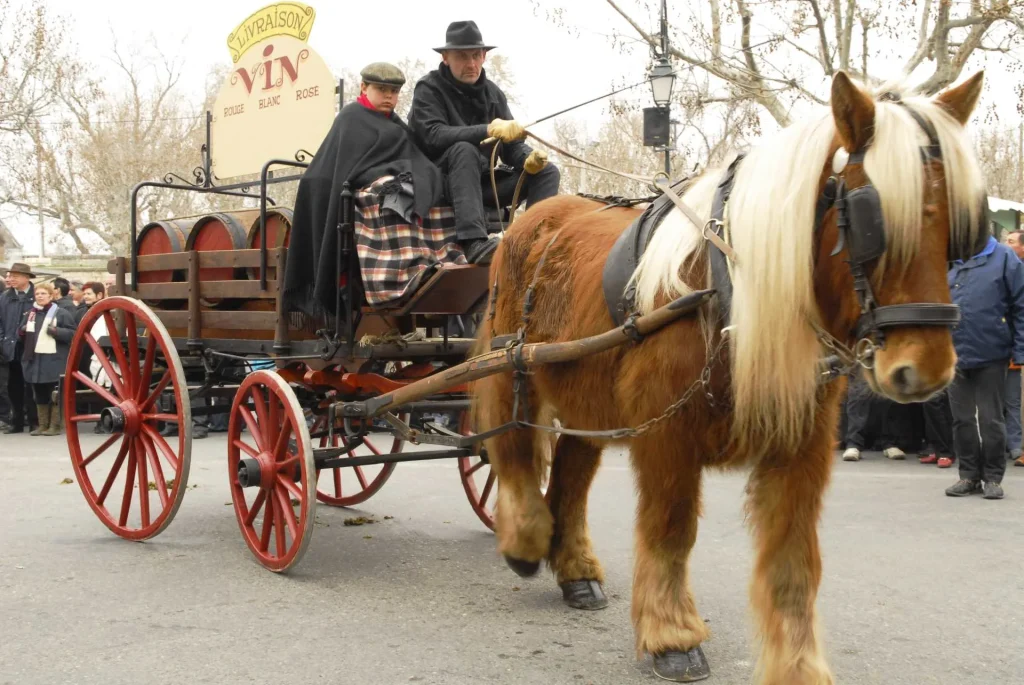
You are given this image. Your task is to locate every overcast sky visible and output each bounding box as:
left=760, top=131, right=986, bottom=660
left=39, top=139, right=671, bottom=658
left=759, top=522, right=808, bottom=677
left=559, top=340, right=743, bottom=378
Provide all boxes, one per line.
left=5, top=0, right=1020, bottom=255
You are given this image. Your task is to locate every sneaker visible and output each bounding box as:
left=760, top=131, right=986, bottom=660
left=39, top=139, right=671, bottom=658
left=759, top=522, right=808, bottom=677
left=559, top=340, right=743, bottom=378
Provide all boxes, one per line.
left=462, top=235, right=500, bottom=265
left=883, top=447, right=906, bottom=460
left=919, top=453, right=939, bottom=465
left=945, top=479, right=982, bottom=497
left=192, top=425, right=209, bottom=440
left=842, top=447, right=861, bottom=462
left=937, top=456, right=955, bottom=468
left=982, top=481, right=1004, bottom=499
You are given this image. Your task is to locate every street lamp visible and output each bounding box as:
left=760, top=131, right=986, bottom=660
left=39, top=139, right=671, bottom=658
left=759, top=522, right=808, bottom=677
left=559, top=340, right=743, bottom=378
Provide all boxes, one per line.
left=648, top=57, right=675, bottom=108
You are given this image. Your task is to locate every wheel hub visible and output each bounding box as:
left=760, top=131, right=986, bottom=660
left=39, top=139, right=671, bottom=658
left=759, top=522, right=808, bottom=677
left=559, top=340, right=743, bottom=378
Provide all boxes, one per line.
left=101, top=401, right=143, bottom=436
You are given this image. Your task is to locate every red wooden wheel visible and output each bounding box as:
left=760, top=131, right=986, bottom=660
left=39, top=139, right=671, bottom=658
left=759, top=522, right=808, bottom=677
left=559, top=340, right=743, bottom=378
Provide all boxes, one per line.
left=228, top=371, right=315, bottom=572
left=457, top=411, right=498, bottom=530
left=64, top=296, right=192, bottom=540
left=313, top=412, right=405, bottom=507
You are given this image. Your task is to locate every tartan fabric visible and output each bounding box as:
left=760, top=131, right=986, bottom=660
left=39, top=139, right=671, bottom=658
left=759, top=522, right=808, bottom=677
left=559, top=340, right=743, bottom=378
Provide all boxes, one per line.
left=355, top=176, right=468, bottom=306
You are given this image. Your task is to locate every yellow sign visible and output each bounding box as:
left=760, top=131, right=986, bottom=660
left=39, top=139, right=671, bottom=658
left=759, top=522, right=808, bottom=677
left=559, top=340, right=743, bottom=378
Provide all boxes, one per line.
left=227, top=2, right=317, bottom=63
left=211, top=34, right=336, bottom=179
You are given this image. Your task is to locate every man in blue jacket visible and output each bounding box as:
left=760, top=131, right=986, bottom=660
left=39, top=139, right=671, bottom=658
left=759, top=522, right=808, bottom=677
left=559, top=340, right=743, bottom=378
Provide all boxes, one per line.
left=945, top=235, right=1024, bottom=499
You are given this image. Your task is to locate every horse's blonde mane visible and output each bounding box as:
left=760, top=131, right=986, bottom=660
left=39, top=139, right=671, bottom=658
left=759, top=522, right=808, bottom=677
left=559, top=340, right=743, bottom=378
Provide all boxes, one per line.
left=631, top=78, right=985, bottom=456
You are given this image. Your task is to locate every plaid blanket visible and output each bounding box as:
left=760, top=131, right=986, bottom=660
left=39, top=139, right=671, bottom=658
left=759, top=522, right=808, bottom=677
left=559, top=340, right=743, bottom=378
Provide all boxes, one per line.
left=355, top=176, right=468, bottom=306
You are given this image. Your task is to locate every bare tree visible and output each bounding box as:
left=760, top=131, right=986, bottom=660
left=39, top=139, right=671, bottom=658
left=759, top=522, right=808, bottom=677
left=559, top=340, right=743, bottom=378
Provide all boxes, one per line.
left=537, top=0, right=1024, bottom=127
left=976, top=124, right=1024, bottom=202
left=0, top=46, right=213, bottom=254
left=0, top=1, right=76, bottom=134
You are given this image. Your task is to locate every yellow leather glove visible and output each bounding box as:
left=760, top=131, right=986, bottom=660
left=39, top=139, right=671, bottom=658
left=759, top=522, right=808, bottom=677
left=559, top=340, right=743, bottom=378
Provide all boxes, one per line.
left=523, top=149, right=548, bottom=175
left=487, top=118, right=526, bottom=143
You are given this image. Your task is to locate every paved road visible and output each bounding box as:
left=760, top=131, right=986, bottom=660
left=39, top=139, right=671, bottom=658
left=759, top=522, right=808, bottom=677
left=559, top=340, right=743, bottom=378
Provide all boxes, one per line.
left=2, top=431, right=1022, bottom=685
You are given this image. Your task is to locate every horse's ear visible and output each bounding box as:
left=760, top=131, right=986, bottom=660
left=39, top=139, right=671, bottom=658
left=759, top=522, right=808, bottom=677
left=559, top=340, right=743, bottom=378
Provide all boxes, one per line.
left=933, top=71, right=984, bottom=125
left=830, top=71, right=875, bottom=152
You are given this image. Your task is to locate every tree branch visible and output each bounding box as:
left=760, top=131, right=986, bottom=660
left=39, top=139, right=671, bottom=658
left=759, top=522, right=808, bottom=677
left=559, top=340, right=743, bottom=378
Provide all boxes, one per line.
left=805, top=0, right=833, bottom=74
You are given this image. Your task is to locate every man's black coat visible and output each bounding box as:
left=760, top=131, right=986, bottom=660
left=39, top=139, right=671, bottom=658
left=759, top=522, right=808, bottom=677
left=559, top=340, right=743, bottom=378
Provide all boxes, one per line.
left=408, top=64, right=532, bottom=172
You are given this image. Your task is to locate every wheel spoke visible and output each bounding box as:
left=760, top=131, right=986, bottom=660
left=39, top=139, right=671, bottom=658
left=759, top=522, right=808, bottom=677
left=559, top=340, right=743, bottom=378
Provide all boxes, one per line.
left=272, top=488, right=290, bottom=554
left=275, top=487, right=300, bottom=541
left=480, top=471, right=496, bottom=507
left=273, top=420, right=292, bottom=461
left=268, top=393, right=281, bottom=448
left=73, top=371, right=121, bottom=408
left=125, top=312, right=141, bottom=397
left=259, top=493, right=274, bottom=552
left=102, top=312, right=131, bottom=391
left=141, top=370, right=172, bottom=412
left=96, top=438, right=129, bottom=506
left=118, top=446, right=138, bottom=527
left=238, top=406, right=265, bottom=452
left=466, top=459, right=486, bottom=476
left=333, top=468, right=342, bottom=497
left=251, top=387, right=271, bottom=445
left=143, top=413, right=179, bottom=422
left=85, top=332, right=128, bottom=400
left=244, top=489, right=267, bottom=527
left=141, top=424, right=180, bottom=473
left=70, top=413, right=101, bottom=424
left=359, top=435, right=382, bottom=456
left=140, top=432, right=170, bottom=509
left=137, top=334, right=157, bottom=402
left=136, top=438, right=151, bottom=529
left=277, top=474, right=302, bottom=500
left=353, top=466, right=369, bottom=490
left=233, top=439, right=260, bottom=459
left=80, top=434, right=122, bottom=469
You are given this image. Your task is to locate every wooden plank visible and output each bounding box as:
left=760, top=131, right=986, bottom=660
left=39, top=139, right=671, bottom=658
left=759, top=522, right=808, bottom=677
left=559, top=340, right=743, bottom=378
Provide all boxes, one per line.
left=381, top=265, right=490, bottom=316
left=187, top=251, right=201, bottom=343
left=132, top=280, right=279, bottom=300
left=273, top=247, right=290, bottom=351
left=156, top=310, right=279, bottom=331
left=123, top=247, right=286, bottom=273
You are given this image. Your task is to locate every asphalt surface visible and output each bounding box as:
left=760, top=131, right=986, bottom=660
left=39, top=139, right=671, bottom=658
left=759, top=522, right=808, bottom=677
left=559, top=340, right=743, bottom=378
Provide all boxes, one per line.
left=2, top=431, right=1022, bottom=685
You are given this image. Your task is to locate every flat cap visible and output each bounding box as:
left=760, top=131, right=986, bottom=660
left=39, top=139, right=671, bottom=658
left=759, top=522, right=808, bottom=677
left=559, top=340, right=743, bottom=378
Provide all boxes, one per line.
left=360, top=62, right=406, bottom=88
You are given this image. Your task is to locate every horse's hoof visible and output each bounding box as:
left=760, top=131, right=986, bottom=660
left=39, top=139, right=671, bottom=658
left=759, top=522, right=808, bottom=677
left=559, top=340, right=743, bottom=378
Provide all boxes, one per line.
left=652, top=647, right=711, bottom=682
left=560, top=579, right=608, bottom=610
left=504, top=555, right=541, bottom=577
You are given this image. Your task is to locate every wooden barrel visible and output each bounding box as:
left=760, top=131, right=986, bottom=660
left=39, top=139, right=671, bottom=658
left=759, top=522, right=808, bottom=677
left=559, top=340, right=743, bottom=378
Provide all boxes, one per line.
left=245, top=207, right=293, bottom=280
left=136, top=219, right=196, bottom=306
left=185, top=210, right=259, bottom=307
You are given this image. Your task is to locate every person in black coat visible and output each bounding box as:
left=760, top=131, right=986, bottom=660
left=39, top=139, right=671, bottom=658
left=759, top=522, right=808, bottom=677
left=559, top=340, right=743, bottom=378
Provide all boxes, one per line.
left=408, top=21, right=560, bottom=265
left=17, top=282, right=76, bottom=436
left=1, top=262, right=39, bottom=433
left=283, top=62, right=445, bottom=316
left=52, top=277, right=78, bottom=318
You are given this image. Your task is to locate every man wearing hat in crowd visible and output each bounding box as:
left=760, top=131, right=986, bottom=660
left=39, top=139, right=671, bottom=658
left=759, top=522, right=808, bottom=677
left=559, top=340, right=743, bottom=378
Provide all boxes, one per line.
left=409, top=21, right=560, bottom=266
left=0, top=263, right=39, bottom=433
left=283, top=62, right=445, bottom=316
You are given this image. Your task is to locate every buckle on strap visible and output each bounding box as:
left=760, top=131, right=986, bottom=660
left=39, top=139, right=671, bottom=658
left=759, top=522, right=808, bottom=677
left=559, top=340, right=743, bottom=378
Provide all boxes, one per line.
left=855, top=303, right=961, bottom=340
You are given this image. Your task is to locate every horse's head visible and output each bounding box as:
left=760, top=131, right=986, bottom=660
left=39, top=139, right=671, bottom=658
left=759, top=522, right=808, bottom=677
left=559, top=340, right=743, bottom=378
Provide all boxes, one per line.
left=823, top=71, right=987, bottom=403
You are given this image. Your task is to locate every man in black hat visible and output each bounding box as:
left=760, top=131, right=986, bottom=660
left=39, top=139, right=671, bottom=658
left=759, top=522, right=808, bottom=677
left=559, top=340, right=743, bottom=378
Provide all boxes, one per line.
left=1, top=262, right=39, bottom=433
left=409, top=20, right=560, bottom=265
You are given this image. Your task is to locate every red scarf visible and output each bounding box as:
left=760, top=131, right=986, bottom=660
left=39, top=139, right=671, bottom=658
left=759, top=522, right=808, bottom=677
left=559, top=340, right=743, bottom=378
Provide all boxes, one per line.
left=357, top=93, right=391, bottom=117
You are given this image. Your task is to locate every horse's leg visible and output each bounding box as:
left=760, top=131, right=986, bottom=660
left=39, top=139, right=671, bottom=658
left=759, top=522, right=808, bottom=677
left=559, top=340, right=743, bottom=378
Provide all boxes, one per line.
left=631, top=439, right=711, bottom=683
left=746, top=435, right=835, bottom=685
left=545, top=435, right=607, bottom=610
left=480, top=374, right=552, bottom=577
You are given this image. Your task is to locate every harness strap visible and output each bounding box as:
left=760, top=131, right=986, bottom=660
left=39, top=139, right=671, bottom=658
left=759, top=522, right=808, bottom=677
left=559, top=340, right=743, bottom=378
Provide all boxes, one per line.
left=855, top=303, right=961, bottom=340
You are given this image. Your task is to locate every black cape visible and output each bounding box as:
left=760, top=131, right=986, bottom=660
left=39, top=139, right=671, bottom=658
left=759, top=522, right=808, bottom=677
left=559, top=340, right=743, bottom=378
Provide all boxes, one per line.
left=408, top=64, right=532, bottom=172
left=283, top=102, right=443, bottom=314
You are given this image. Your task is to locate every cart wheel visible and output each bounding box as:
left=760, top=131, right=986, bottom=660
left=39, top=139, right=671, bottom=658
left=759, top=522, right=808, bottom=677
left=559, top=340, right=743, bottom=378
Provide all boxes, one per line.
left=64, top=296, right=192, bottom=540
left=457, top=411, right=497, bottom=530
left=228, top=371, right=315, bottom=572
left=313, top=413, right=406, bottom=507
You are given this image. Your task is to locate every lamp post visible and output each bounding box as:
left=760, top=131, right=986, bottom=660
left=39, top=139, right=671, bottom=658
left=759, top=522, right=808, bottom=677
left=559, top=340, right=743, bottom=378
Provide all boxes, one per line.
left=645, top=0, right=676, bottom=178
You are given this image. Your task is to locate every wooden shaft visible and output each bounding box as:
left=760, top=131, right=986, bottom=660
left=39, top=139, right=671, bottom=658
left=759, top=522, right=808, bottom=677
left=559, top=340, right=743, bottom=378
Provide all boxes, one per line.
left=360, top=289, right=713, bottom=417
left=114, top=257, right=128, bottom=338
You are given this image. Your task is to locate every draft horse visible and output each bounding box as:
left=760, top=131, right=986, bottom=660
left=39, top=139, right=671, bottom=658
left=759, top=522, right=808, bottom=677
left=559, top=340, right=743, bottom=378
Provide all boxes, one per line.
left=473, top=71, right=987, bottom=683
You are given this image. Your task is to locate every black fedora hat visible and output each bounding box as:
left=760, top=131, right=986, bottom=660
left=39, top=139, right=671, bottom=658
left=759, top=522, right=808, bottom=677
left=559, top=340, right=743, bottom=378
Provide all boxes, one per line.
left=434, top=21, right=496, bottom=53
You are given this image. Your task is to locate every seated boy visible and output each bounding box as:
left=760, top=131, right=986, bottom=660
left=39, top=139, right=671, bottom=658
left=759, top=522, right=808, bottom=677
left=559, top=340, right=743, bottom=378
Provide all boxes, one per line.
left=284, top=62, right=461, bottom=315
